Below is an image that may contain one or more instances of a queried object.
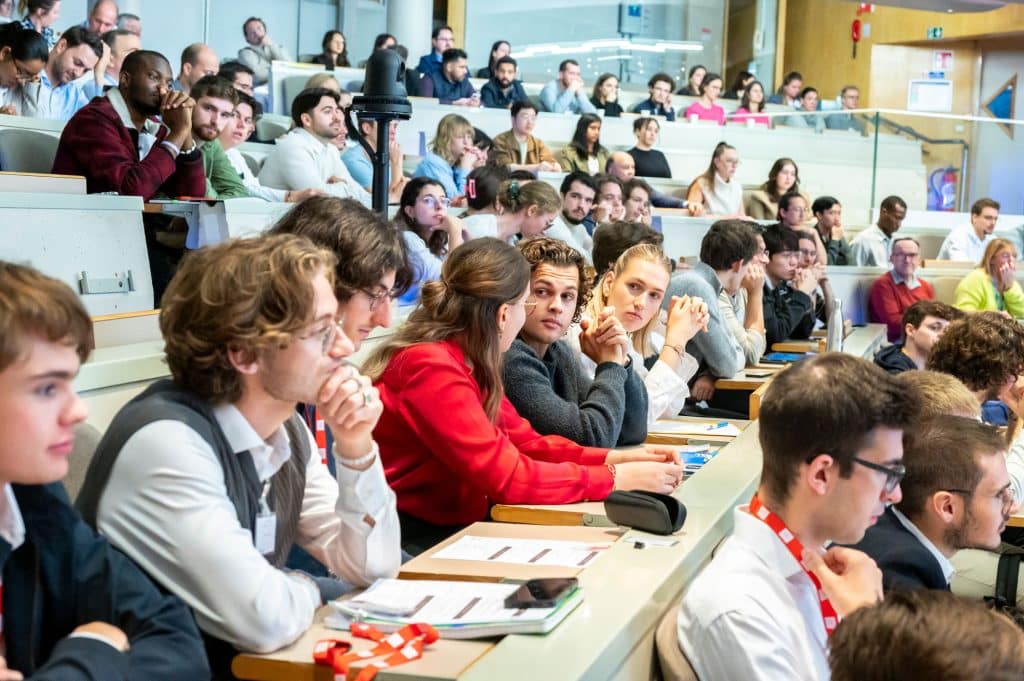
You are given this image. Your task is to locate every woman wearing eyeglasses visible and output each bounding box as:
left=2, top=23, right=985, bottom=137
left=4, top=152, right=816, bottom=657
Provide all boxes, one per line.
left=685, top=142, right=746, bottom=218
left=270, top=196, right=412, bottom=351
left=363, top=238, right=684, bottom=554
left=0, top=21, right=48, bottom=115
left=395, top=177, right=466, bottom=306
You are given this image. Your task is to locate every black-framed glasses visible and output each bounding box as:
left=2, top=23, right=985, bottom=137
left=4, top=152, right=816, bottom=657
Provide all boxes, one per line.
left=360, top=287, right=399, bottom=311
left=852, top=457, right=905, bottom=494
left=947, top=486, right=1016, bottom=515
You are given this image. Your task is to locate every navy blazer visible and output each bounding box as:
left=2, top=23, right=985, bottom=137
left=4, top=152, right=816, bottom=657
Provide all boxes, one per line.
left=851, top=506, right=950, bottom=592
left=1, top=483, right=209, bottom=679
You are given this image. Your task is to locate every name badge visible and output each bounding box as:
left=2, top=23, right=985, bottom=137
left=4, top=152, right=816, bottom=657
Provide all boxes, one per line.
left=255, top=512, right=277, bottom=556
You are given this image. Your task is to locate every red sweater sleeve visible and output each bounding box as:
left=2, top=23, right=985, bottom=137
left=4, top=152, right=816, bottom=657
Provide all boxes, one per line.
left=380, top=344, right=614, bottom=508
left=52, top=100, right=206, bottom=201
left=868, top=274, right=903, bottom=342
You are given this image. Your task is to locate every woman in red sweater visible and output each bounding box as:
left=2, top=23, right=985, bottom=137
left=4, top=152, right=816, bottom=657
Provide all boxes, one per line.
left=364, top=238, right=683, bottom=554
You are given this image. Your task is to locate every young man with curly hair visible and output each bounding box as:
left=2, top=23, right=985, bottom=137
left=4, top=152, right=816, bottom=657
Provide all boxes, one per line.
left=75, top=234, right=401, bottom=676
left=502, top=237, right=649, bottom=447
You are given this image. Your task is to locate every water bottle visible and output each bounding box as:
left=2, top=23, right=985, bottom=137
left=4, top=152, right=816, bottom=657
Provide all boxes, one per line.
left=826, top=298, right=844, bottom=353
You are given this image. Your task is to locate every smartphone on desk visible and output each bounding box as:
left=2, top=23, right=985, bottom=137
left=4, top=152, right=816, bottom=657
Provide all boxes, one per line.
left=504, top=578, right=578, bottom=609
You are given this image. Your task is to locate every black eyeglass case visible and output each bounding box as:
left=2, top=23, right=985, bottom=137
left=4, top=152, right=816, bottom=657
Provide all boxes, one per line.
left=604, top=491, right=687, bottom=535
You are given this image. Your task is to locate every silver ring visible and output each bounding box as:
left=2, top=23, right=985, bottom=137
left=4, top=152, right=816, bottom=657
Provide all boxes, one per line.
left=362, top=390, right=372, bottom=407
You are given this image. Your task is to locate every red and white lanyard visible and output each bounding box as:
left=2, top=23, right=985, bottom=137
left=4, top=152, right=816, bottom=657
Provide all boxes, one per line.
left=313, top=622, right=439, bottom=681
left=748, top=494, right=838, bottom=636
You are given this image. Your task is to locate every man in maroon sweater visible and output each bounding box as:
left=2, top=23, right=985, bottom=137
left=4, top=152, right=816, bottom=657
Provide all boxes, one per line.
left=51, top=49, right=205, bottom=201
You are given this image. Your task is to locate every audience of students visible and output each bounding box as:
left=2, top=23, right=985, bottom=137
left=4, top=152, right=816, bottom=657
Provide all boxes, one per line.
left=395, top=177, right=464, bottom=305
left=364, top=238, right=682, bottom=554
left=0, top=260, right=210, bottom=678
left=568, top=243, right=708, bottom=425
left=686, top=142, right=745, bottom=217
left=503, top=237, right=648, bottom=448
left=462, top=178, right=560, bottom=243
left=589, top=72, right=623, bottom=117
left=954, top=237, right=1024, bottom=317
left=873, top=299, right=961, bottom=374
left=558, top=112, right=610, bottom=175
left=937, top=197, right=999, bottom=261
left=683, top=71, right=725, bottom=125
left=852, top=416, right=1016, bottom=592
left=830, top=590, right=1024, bottom=681
left=76, top=234, right=402, bottom=674
left=678, top=353, right=914, bottom=680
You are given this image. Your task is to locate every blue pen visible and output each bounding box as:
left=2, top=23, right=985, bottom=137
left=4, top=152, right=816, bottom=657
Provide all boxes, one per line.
left=705, top=421, right=729, bottom=431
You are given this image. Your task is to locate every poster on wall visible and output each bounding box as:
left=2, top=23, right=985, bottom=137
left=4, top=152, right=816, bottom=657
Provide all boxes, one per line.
left=932, top=50, right=954, bottom=71
left=908, top=79, right=953, bottom=112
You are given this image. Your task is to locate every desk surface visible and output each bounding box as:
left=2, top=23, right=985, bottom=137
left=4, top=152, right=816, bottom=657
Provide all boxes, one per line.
left=234, top=425, right=765, bottom=681
left=232, top=608, right=493, bottom=681
left=1008, top=514, right=1024, bottom=529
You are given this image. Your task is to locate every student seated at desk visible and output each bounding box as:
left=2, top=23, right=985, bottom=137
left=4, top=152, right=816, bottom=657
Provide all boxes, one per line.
left=567, top=243, right=709, bottom=425
left=0, top=261, right=209, bottom=679
left=720, top=226, right=769, bottom=366
left=0, top=22, right=47, bottom=115
left=503, top=237, right=648, bottom=448
left=413, top=112, right=487, bottom=202
left=954, top=238, right=1024, bottom=318
left=558, top=113, right=610, bottom=176
left=761, top=223, right=817, bottom=347
left=685, top=142, right=746, bottom=217
left=461, top=179, right=560, bottom=244
left=364, top=238, right=683, bottom=554
left=395, top=177, right=465, bottom=306
left=678, top=354, right=914, bottom=681
left=76, top=235, right=401, bottom=676
left=868, top=237, right=936, bottom=342
left=873, top=300, right=960, bottom=374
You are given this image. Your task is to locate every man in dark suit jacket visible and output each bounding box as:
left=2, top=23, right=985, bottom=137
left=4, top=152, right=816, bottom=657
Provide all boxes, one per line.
left=851, top=416, right=1016, bottom=593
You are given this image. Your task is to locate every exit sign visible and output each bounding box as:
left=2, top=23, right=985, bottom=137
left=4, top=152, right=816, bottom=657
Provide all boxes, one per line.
left=927, top=26, right=944, bottom=39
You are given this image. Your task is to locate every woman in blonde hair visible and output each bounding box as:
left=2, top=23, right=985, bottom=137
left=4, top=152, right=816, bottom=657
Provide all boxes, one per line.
left=413, top=113, right=487, bottom=202
left=568, top=243, right=709, bottom=424
left=954, top=238, right=1024, bottom=318
left=364, top=238, right=684, bottom=554
left=462, top=179, right=561, bottom=243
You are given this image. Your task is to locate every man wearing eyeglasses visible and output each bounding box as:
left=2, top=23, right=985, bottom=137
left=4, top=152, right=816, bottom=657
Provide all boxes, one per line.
left=851, top=417, right=1017, bottom=592
left=75, top=234, right=400, bottom=677
left=678, top=354, right=912, bottom=680
left=868, top=236, right=936, bottom=342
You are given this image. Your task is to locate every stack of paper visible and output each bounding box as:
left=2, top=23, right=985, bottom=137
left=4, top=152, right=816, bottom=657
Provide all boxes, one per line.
left=648, top=420, right=741, bottom=437
left=431, top=535, right=611, bottom=568
left=326, top=579, right=583, bottom=639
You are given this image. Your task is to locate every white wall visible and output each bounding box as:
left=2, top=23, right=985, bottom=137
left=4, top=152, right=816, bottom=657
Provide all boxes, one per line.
left=972, top=42, right=1024, bottom=214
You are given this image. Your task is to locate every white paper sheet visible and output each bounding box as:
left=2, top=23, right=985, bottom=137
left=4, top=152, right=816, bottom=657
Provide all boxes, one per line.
left=431, top=535, right=611, bottom=568
left=648, top=420, right=741, bottom=437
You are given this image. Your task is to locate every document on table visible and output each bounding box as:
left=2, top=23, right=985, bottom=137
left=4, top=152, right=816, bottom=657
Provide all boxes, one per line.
left=647, top=420, right=741, bottom=437
left=432, top=535, right=612, bottom=568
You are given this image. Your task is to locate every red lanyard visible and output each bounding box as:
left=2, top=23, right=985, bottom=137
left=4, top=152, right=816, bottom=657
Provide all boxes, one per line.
left=313, top=622, right=439, bottom=681
left=748, top=495, right=838, bottom=636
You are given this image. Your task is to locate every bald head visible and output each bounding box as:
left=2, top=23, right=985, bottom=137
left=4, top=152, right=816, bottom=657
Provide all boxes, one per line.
left=607, top=151, right=635, bottom=182
left=178, top=43, right=219, bottom=93
left=88, top=0, right=119, bottom=34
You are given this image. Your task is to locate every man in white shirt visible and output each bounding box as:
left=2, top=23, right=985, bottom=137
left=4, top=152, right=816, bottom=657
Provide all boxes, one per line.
left=259, top=87, right=370, bottom=206
left=32, top=26, right=103, bottom=120
left=75, top=234, right=401, bottom=675
left=849, top=195, right=907, bottom=267
left=937, top=197, right=1000, bottom=262
left=678, top=353, right=912, bottom=680
left=81, top=28, right=140, bottom=100
left=852, top=416, right=1016, bottom=591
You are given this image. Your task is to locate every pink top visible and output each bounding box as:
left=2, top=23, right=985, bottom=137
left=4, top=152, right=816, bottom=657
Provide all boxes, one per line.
left=683, top=101, right=726, bottom=125
left=731, top=107, right=771, bottom=127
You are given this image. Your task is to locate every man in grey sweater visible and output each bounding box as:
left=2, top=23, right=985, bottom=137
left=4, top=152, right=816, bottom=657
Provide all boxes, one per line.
left=503, top=237, right=648, bottom=447
left=663, top=220, right=759, bottom=403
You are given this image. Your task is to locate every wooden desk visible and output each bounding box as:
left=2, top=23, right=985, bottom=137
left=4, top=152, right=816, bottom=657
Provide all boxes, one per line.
left=490, top=502, right=614, bottom=528
left=232, top=607, right=493, bottom=681
left=771, top=338, right=823, bottom=354
left=644, top=415, right=749, bottom=445
left=399, top=522, right=623, bottom=581
left=1008, top=514, right=1024, bottom=529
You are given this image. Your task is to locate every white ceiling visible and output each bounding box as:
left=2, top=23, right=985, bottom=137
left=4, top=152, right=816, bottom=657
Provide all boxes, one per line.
left=841, top=0, right=1024, bottom=12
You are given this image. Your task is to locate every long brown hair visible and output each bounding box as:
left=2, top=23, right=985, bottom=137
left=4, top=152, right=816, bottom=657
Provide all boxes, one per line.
left=700, top=141, right=736, bottom=188
left=363, top=238, right=530, bottom=421
left=762, top=157, right=800, bottom=201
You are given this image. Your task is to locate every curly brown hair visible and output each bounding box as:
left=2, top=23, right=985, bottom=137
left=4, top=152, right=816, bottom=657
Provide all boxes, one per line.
left=517, top=237, right=593, bottom=324
left=160, top=234, right=336, bottom=404
left=926, top=311, right=1024, bottom=395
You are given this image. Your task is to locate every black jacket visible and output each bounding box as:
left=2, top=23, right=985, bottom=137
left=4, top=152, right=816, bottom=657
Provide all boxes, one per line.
left=874, top=343, right=917, bottom=374
left=2, top=483, right=209, bottom=679
left=851, top=506, right=950, bottom=592
left=762, top=281, right=815, bottom=347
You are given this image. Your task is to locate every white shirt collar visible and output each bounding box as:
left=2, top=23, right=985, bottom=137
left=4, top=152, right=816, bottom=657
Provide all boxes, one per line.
left=0, top=483, right=26, bottom=551
left=106, top=87, right=163, bottom=136
left=732, top=505, right=810, bottom=581
left=889, top=269, right=921, bottom=289
left=293, top=127, right=330, bottom=150
left=890, top=506, right=955, bottom=585
left=212, top=403, right=292, bottom=482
